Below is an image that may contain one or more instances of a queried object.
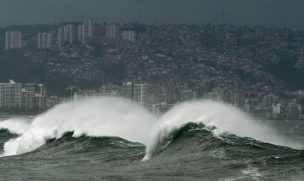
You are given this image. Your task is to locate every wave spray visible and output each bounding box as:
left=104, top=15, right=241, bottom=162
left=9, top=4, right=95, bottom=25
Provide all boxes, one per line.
left=0, top=98, right=302, bottom=158
left=144, top=100, right=303, bottom=160
left=1, top=97, right=157, bottom=156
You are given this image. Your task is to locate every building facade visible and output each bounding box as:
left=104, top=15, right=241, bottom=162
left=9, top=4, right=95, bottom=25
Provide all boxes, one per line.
left=85, top=18, right=93, bottom=37
left=38, top=32, right=52, bottom=49
left=0, top=80, right=22, bottom=111
left=5, top=31, right=23, bottom=50
left=121, top=31, right=135, bottom=42
left=77, top=19, right=94, bottom=44
left=120, top=82, right=148, bottom=105
left=77, top=24, right=86, bottom=44
left=105, top=24, right=118, bottom=39
left=58, top=25, right=74, bottom=47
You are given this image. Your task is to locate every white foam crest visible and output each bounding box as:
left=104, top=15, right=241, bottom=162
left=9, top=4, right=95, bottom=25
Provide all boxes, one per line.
left=2, top=98, right=302, bottom=158
left=2, top=97, right=157, bottom=156
left=0, top=118, right=31, bottom=135
left=144, top=100, right=303, bottom=160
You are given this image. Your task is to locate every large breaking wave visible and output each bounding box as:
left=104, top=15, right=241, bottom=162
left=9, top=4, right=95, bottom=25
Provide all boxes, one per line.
left=0, top=97, right=156, bottom=156
left=0, top=97, right=302, bottom=159
left=143, top=100, right=303, bottom=160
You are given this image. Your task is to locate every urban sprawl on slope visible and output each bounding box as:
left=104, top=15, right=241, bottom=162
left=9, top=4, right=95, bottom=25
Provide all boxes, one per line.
left=1, top=19, right=304, bottom=120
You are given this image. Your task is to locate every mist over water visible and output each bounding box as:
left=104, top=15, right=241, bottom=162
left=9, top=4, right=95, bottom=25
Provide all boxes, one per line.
left=144, top=100, right=303, bottom=160
left=0, top=118, right=31, bottom=135
left=1, top=97, right=157, bottom=156
left=0, top=97, right=302, bottom=158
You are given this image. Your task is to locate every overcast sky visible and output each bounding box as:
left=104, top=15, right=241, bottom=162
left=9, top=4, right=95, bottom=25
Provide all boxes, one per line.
left=0, top=0, right=303, bottom=29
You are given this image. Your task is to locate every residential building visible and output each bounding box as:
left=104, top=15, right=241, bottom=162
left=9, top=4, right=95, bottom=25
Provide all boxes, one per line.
left=5, top=31, right=22, bottom=50
left=85, top=18, right=93, bottom=37
left=120, top=82, right=148, bottom=105
left=57, top=24, right=74, bottom=47
left=78, top=24, right=86, bottom=44
left=38, top=32, right=52, bottom=49
left=105, top=24, right=118, bottom=38
left=23, top=83, right=47, bottom=110
left=78, top=19, right=94, bottom=44
left=121, top=31, right=135, bottom=42
left=99, top=83, right=120, bottom=96
left=64, top=24, right=75, bottom=44
left=0, top=80, right=22, bottom=111
left=21, top=88, right=35, bottom=111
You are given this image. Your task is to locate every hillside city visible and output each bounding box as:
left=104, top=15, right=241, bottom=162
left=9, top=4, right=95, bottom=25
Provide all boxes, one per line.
left=1, top=19, right=304, bottom=120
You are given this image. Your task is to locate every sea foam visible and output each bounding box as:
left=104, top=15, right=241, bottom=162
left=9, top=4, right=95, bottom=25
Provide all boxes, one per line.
left=0, top=98, right=302, bottom=158
left=144, top=100, right=303, bottom=160
left=1, top=97, right=156, bottom=156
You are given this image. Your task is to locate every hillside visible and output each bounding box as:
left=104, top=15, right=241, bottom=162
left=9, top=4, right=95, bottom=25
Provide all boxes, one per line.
left=1, top=24, right=304, bottom=96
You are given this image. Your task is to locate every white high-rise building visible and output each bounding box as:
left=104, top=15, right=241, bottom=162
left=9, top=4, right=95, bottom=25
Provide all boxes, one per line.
left=63, top=24, right=74, bottom=44
left=0, top=80, right=22, bottom=110
left=78, top=19, right=94, bottom=44
left=38, top=32, right=52, bottom=49
left=23, top=83, right=46, bottom=110
left=22, top=88, right=35, bottom=111
left=133, top=83, right=148, bottom=105
left=120, top=82, right=133, bottom=99
left=120, top=82, right=148, bottom=105
left=121, top=31, right=135, bottom=42
left=105, top=24, right=118, bottom=38
left=5, top=31, right=23, bottom=50
left=85, top=18, right=93, bottom=37
left=57, top=25, right=74, bottom=47
left=57, top=27, right=64, bottom=48
left=78, top=24, right=86, bottom=44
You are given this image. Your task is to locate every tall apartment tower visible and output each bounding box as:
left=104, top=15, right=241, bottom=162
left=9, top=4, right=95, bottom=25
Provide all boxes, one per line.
left=120, top=82, right=148, bottom=105
left=85, top=18, right=93, bottom=37
left=0, top=80, right=22, bottom=110
left=105, top=24, right=118, bottom=39
left=57, top=27, right=64, bottom=48
left=78, top=19, right=94, bottom=44
left=22, top=87, right=35, bottom=111
left=78, top=24, right=86, bottom=44
left=21, top=83, right=46, bottom=111
left=121, top=31, right=136, bottom=42
left=63, top=24, right=74, bottom=44
left=38, top=32, right=52, bottom=49
left=57, top=25, right=74, bottom=47
left=5, top=31, right=23, bottom=50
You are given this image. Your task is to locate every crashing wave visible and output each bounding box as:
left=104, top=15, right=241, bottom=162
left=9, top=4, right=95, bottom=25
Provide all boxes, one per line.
left=0, top=97, right=156, bottom=156
left=0, top=98, right=302, bottom=159
left=143, top=100, right=303, bottom=160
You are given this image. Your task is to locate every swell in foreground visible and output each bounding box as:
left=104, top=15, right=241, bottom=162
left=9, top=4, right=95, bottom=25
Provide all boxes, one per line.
left=0, top=97, right=303, bottom=180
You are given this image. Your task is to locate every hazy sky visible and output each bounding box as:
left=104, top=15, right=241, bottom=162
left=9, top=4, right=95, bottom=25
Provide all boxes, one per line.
left=0, top=0, right=304, bottom=29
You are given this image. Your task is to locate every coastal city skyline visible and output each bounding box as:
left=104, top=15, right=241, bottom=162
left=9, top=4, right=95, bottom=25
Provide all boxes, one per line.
left=1, top=1, right=304, bottom=180
left=1, top=19, right=304, bottom=120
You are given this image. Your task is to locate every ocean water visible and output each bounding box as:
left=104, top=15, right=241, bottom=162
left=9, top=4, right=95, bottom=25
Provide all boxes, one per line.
left=0, top=97, right=303, bottom=181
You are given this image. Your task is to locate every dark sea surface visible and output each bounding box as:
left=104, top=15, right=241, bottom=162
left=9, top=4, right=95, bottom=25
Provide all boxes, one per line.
left=0, top=119, right=303, bottom=181
left=0, top=98, right=304, bottom=181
